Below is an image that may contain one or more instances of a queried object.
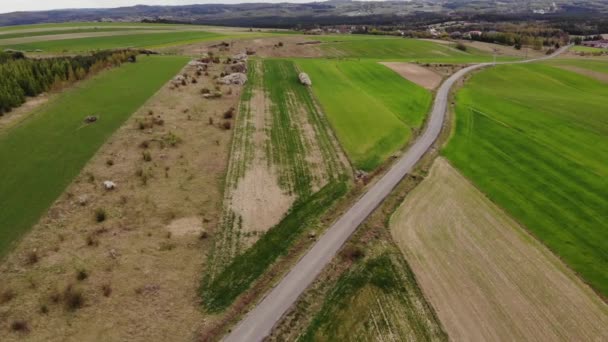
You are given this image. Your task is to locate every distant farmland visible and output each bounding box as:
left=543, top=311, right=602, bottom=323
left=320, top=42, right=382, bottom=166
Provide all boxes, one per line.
left=0, top=55, right=188, bottom=256
left=297, top=59, right=432, bottom=171
left=316, top=36, right=514, bottom=63
left=443, top=63, right=608, bottom=296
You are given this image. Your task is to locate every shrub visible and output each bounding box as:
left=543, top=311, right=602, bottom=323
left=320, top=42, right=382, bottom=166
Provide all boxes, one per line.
left=223, top=107, right=235, bottom=119
left=10, top=320, right=29, bottom=333
left=222, top=121, right=232, bottom=130
left=76, top=269, right=88, bottom=281
left=63, top=285, right=84, bottom=311
left=201, top=87, right=211, bottom=94
left=86, top=234, right=99, bottom=247
left=142, top=151, right=152, bottom=162
left=40, top=304, right=49, bottom=314
left=208, top=117, right=214, bottom=125
left=106, top=159, right=114, bottom=166
left=95, top=208, right=106, bottom=223
left=0, top=289, right=15, bottom=304
left=455, top=42, right=467, bottom=51
left=139, top=140, right=150, bottom=149
left=101, top=284, right=112, bottom=297
left=162, top=132, right=182, bottom=147
left=26, top=250, right=39, bottom=265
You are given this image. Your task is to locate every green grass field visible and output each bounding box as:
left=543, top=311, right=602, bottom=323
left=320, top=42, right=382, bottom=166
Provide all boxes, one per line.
left=0, top=55, right=188, bottom=256
left=0, top=22, right=203, bottom=32
left=570, top=45, right=608, bottom=53
left=443, top=63, right=608, bottom=296
left=0, top=27, right=162, bottom=40
left=545, top=58, right=608, bottom=74
left=316, top=36, right=515, bottom=62
left=301, top=253, right=446, bottom=341
left=0, top=30, right=224, bottom=52
left=296, top=59, right=432, bottom=170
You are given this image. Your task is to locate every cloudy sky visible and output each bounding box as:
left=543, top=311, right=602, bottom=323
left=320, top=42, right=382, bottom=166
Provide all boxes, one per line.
left=0, top=0, right=322, bottom=14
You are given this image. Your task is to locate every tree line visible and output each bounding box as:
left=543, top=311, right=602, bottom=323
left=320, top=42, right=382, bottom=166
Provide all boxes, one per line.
left=0, top=50, right=138, bottom=116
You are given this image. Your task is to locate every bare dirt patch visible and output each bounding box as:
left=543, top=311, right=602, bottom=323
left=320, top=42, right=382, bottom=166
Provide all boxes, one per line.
left=554, top=64, right=608, bottom=83
left=390, top=157, right=608, bottom=341
left=380, top=62, right=442, bottom=90
left=174, top=36, right=324, bottom=58
left=0, top=94, right=48, bottom=132
left=460, top=40, right=544, bottom=58
left=0, top=61, right=243, bottom=341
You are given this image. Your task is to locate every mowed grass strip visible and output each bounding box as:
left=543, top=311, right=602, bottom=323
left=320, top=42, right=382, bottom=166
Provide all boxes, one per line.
left=1, top=30, right=223, bottom=52
left=443, top=63, right=608, bottom=296
left=0, top=55, right=188, bottom=256
left=201, top=181, right=348, bottom=312
left=296, top=59, right=431, bottom=171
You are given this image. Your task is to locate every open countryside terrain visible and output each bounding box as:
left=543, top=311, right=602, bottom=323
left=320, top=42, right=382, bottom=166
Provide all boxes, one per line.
left=443, top=62, right=608, bottom=296
left=1, top=18, right=607, bottom=342
left=391, top=158, right=608, bottom=340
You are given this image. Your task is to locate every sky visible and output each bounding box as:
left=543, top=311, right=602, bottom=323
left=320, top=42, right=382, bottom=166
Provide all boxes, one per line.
left=0, top=0, right=326, bottom=14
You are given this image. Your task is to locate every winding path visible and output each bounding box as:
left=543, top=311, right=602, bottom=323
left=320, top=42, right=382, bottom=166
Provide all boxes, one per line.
left=224, top=45, right=571, bottom=342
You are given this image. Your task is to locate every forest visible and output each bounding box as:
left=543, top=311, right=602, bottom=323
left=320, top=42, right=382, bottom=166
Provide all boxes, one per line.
left=0, top=50, right=138, bottom=115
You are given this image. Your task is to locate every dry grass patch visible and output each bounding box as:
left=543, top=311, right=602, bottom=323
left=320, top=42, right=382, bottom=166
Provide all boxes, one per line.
left=380, top=62, right=442, bottom=90
left=390, top=157, right=608, bottom=341
left=0, top=61, right=242, bottom=340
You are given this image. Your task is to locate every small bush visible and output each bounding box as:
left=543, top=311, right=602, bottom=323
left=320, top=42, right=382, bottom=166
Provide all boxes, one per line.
left=142, top=151, right=152, bottom=162
left=455, top=43, right=467, bottom=51
left=40, top=304, right=49, bottom=314
left=63, top=285, right=84, bottom=311
left=101, top=284, right=112, bottom=297
left=192, top=78, right=198, bottom=84
left=208, top=117, right=214, bottom=125
left=95, top=208, right=106, bottom=223
left=0, top=289, right=15, bottom=304
left=201, top=87, right=211, bottom=94
left=76, top=269, right=88, bottom=281
left=222, top=121, right=232, bottom=130
left=86, top=234, right=99, bottom=247
left=26, top=250, right=39, bottom=265
left=162, top=132, right=182, bottom=147
left=106, top=159, right=114, bottom=166
left=223, top=107, right=235, bottom=119
left=10, top=320, right=29, bottom=333
left=139, top=140, right=150, bottom=149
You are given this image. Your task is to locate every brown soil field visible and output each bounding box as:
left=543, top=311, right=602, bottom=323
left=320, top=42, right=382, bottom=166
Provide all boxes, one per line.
left=380, top=62, right=442, bottom=90
left=175, top=36, right=324, bottom=58
left=0, top=62, right=243, bottom=341
left=390, top=157, right=608, bottom=341
left=460, top=40, right=545, bottom=58
left=554, top=64, right=608, bottom=83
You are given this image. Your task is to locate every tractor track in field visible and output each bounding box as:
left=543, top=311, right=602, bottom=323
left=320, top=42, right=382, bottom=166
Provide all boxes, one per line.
left=223, top=45, right=572, bottom=342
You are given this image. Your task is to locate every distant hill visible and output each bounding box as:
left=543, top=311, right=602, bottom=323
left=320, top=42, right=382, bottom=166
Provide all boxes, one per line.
left=1, top=0, right=607, bottom=28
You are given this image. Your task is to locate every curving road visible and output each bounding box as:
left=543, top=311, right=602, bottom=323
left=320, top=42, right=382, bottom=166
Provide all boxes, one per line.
left=224, top=45, right=571, bottom=342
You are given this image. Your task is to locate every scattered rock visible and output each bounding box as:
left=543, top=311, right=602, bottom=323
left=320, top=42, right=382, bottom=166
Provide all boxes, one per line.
left=232, top=52, right=248, bottom=62
left=108, top=248, right=119, bottom=259
left=225, top=62, right=247, bottom=74
left=355, top=170, right=368, bottom=180
left=76, top=195, right=89, bottom=206
left=188, top=60, right=207, bottom=67
left=103, top=181, right=116, bottom=190
left=299, top=73, right=312, bottom=86
left=84, top=115, right=98, bottom=124
left=220, top=73, right=248, bottom=85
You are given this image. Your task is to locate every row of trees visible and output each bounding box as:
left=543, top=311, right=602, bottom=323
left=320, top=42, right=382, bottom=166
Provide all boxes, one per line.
left=0, top=50, right=138, bottom=115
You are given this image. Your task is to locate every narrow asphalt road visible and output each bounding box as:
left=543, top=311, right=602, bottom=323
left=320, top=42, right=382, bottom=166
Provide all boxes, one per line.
left=224, top=45, right=570, bottom=342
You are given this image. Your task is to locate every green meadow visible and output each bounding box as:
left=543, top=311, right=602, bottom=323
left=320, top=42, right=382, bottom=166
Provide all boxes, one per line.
left=443, top=63, right=608, bottom=296
left=0, top=30, right=224, bottom=52
left=296, top=59, right=432, bottom=171
left=316, top=36, right=515, bottom=62
left=545, top=58, right=608, bottom=74
left=0, top=55, right=188, bottom=256
left=0, top=27, right=161, bottom=40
